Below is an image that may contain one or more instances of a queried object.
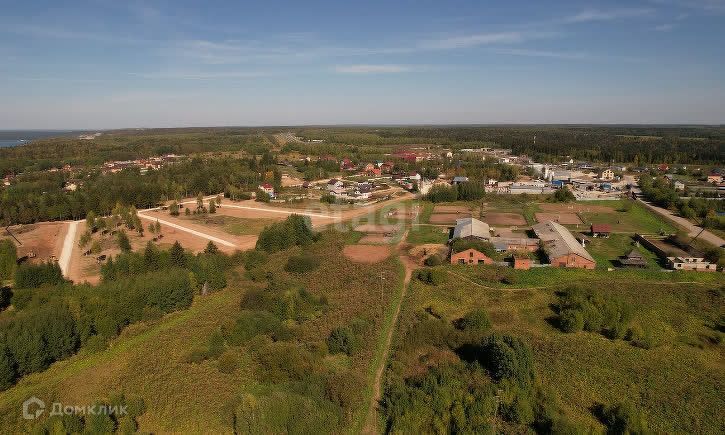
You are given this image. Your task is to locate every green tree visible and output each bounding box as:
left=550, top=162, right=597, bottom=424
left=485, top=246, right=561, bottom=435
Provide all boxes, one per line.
left=78, top=230, right=92, bottom=249
left=327, top=326, right=359, bottom=356
left=170, top=241, right=186, bottom=268
left=0, top=240, right=17, bottom=281
left=169, top=201, right=179, bottom=216
left=204, top=241, right=220, bottom=255
left=117, top=230, right=132, bottom=252
left=209, top=199, right=217, bottom=214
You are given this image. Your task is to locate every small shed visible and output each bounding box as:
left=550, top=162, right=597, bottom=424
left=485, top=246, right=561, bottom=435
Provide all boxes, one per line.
left=619, top=249, right=647, bottom=268
left=591, top=224, right=611, bottom=238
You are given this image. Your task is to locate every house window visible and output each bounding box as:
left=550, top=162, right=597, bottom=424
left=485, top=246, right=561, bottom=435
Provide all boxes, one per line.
left=458, top=259, right=465, bottom=265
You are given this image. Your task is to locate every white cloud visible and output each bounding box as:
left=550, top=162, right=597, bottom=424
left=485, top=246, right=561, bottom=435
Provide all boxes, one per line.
left=491, top=48, right=593, bottom=60
left=563, top=8, right=653, bottom=23
left=335, top=64, right=411, bottom=74
left=420, top=32, right=526, bottom=49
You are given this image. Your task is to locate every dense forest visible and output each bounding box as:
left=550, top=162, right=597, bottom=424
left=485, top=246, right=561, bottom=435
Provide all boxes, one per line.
left=0, top=240, right=234, bottom=391
left=0, top=154, right=281, bottom=225
left=297, top=125, right=725, bottom=164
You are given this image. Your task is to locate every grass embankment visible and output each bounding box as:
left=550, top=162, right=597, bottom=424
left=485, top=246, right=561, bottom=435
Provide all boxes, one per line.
left=390, top=269, right=724, bottom=433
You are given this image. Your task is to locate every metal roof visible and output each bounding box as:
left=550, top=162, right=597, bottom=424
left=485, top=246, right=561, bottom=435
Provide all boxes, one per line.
left=532, top=220, right=595, bottom=263
left=452, top=218, right=490, bottom=240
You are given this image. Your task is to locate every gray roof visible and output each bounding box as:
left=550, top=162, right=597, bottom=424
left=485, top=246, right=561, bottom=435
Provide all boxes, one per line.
left=452, top=218, right=490, bottom=240
left=532, top=220, right=595, bottom=263
left=452, top=176, right=469, bottom=182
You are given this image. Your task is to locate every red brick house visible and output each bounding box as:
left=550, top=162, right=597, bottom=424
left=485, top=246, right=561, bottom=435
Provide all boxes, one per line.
left=450, top=248, right=493, bottom=265
left=513, top=257, right=531, bottom=270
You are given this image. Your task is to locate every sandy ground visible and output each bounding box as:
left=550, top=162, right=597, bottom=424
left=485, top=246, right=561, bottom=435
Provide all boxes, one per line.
left=539, top=203, right=615, bottom=213
left=1, top=222, right=67, bottom=263
left=535, top=212, right=583, bottom=225
left=140, top=210, right=257, bottom=250
left=343, top=245, right=391, bottom=263
left=429, top=213, right=472, bottom=224
left=482, top=212, right=527, bottom=226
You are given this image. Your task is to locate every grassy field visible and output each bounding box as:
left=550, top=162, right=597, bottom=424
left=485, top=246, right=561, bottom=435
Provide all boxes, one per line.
left=407, top=224, right=449, bottom=245
left=388, top=266, right=724, bottom=433
left=0, top=233, right=404, bottom=433
left=185, top=214, right=278, bottom=235
left=577, top=200, right=677, bottom=234
left=585, top=234, right=663, bottom=269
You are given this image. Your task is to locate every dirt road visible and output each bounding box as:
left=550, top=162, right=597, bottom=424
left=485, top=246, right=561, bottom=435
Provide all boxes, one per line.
left=363, top=230, right=416, bottom=435
left=636, top=197, right=725, bottom=247
left=58, top=221, right=79, bottom=276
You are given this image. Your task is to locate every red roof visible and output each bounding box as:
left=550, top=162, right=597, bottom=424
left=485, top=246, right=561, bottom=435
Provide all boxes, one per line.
left=259, top=183, right=273, bottom=189
left=591, top=224, right=611, bottom=233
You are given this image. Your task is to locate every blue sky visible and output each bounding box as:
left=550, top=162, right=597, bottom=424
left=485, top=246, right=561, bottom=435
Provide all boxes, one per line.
left=1, top=0, right=724, bottom=128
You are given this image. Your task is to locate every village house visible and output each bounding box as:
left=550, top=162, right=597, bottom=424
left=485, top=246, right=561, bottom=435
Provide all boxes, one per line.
left=666, top=256, right=717, bottom=272
left=258, top=183, right=276, bottom=198
left=600, top=169, right=614, bottom=181
left=513, top=256, right=531, bottom=270
left=590, top=224, right=611, bottom=238
left=340, top=158, right=355, bottom=171
left=450, top=248, right=493, bottom=265
left=451, top=218, right=491, bottom=241
left=327, top=179, right=344, bottom=193
left=533, top=221, right=596, bottom=269
left=451, top=176, right=469, bottom=185
left=673, top=180, right=685, bottom=191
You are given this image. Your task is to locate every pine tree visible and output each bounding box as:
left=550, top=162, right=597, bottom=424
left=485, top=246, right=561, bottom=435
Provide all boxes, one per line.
left=204, top=241, right=219, bottom=255
left=170, top=241, right=186, bottom=268
left=117, top=231, right=132, bottom=252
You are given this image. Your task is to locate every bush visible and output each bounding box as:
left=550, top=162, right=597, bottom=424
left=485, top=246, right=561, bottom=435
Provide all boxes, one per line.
left=559, top=309, right=584, bottom=333
left=480, top=334, right=534, bottom=390
left=284, top=254, right=320, bottom=274
left=327, top=326, right=359, bottom=356
left=628, top=320, right=675, bottom=349
left=416, top=268, right=447, bottom=285
left=0, top=240, right=17, bottom=281
left=457, top=309, right=492, bottom=333
left=217, top=350, right=239, bottom=374
left=424, top=254, right=444, bottom=266
left=14, top=262, right=65, bottom=289
left=600, top=402, right=649, bottom=434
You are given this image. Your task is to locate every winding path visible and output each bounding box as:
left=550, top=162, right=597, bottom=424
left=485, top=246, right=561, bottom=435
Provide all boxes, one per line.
left=363, top=230, right=416, bottom=434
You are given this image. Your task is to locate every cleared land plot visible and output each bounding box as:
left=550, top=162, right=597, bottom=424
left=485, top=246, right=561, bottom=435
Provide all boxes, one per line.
left=142, top=210, right=257, bottom=251
left=429, top=213, right=471, bottom=224
left=354, top=224, right=400, bottom=234
left=1, top=223, right=66, bottom=263
left=646, top=238, right=689, bottom=257
left=183, top=214, right=277, bottom=236
left=343, top=245, right=391, bottom=263
left=482, top=212, right=527, bottom=226
left=535, top=212, right=582, bottom=224
left=432, top=205, right=472, bottom=213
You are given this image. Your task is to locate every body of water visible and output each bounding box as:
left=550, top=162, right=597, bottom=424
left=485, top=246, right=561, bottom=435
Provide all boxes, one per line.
left=0, top=130, right=77, bottom=148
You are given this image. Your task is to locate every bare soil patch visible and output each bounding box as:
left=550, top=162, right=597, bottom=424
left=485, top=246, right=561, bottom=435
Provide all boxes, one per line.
left=535, top=212, right=583, bottom=225
left=483, top=212, right=526, bottom=226
left=433, top=205, right=471, bottom=213
left=429, top=213, right=471, bottom=224
left=539, top=203, right=615, bottom=213
left=1, top=222, right=66, bottom=263
left=343, top=245, right=390, bottom=263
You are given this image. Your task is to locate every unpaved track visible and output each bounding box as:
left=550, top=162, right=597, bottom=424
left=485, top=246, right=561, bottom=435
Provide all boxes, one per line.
left=363, top=230, right=417, bottom=434
left=58, top=220, right=79, bottom=276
